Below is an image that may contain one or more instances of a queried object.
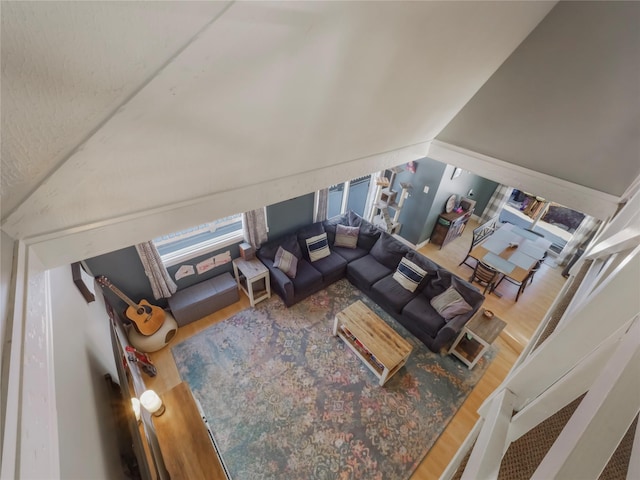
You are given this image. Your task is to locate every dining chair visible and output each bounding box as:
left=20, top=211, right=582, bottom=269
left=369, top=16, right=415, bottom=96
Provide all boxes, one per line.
left=494, top=258, right=543, bottom=301
left=469, top=261, right=500, bottom=295
left=459, top=216, right=499, bottom=269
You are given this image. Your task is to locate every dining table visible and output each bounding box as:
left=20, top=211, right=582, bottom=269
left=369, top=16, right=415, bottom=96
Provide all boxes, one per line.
left=469, top=223, right=552, bottom=285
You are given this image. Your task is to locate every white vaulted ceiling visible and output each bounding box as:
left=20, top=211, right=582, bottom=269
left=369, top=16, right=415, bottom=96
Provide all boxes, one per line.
left=1, top=1, right=232, bottom=217
left=1, top=0, right=555, bottom=252
left=3, top=1, right=636, bottom=267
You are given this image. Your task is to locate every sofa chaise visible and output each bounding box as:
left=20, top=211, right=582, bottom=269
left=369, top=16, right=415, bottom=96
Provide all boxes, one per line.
left=257, top=211, right=485, bottom=352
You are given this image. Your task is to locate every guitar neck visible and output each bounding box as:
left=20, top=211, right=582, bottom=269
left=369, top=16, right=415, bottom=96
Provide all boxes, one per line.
left=107, top=284, right=139, bottom=310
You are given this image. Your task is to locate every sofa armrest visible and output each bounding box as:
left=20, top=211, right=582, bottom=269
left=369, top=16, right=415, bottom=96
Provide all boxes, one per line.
left=261, top=258, right=294, bottom=303
left=432, top=308, right=479, bottom=353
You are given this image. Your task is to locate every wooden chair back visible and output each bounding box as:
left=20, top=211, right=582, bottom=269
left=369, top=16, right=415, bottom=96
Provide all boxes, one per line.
left=469, top=261, right=499, bottom=295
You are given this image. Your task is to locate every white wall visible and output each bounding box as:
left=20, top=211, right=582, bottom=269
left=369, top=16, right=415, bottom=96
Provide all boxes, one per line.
left=0, top=231, right=15, bottom=450
left=437, top=2, right=640, bottom=196
left=49, top=265, right=122, bottom=479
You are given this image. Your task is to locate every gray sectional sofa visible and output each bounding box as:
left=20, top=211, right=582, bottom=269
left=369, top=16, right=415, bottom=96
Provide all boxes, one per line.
left=257, top=211, right=485, bottom=352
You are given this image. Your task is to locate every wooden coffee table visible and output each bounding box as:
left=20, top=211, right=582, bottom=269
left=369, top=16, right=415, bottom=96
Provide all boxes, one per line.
left=333, top=300, right=412, bottom=386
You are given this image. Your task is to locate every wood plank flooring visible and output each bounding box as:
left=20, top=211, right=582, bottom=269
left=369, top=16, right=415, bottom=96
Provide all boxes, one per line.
left=145, top=219, right=567, bottom=479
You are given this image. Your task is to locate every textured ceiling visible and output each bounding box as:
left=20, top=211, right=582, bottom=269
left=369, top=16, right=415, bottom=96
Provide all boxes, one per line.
left=1, top=1, right=554, bottom=244
left=437, top=1, right=640, bottom=196
left=1, top=1, right=231, bottom=217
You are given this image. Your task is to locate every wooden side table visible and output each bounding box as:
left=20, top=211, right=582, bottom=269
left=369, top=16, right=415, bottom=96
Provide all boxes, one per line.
left=449, top=308, right=506, bottom=369
left=232, top=257, right=271, bottom=307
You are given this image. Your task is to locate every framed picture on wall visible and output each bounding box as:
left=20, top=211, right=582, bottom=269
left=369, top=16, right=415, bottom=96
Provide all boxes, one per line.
left=451, top=167, right=463, bottom=179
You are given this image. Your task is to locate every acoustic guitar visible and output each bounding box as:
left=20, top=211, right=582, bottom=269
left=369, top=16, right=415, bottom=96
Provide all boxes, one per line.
left=96, top=276, right=165, bottom=336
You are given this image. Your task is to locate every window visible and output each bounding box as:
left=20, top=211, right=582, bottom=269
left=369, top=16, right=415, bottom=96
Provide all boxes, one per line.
left=153, top=213, right=244, bottom=267
left=327, top=174, right=374, bottom=218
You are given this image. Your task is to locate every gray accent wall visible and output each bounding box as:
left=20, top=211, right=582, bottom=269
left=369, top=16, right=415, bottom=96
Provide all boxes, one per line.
left=391, top=158, right=498, bottom=245
left=266, top=193, right=315, bottom=239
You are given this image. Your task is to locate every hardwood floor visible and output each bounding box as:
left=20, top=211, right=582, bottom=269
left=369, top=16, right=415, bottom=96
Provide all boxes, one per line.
left=144, top=219, right=567, bottom=479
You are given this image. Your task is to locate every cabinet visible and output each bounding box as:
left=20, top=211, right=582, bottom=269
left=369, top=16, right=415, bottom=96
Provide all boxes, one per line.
left=430, top=210, right=472, bottom=249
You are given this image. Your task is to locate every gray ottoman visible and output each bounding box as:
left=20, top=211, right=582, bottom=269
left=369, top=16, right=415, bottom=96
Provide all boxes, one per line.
left=168, top=272, right=239, bottom=326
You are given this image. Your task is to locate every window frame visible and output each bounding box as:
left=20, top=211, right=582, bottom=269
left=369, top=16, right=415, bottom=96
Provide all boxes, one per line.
left=154, top=214, right=244, bottom=267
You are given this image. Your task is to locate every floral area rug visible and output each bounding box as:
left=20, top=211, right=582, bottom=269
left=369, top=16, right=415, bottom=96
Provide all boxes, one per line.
left=172, top=279, right=494, bottom=480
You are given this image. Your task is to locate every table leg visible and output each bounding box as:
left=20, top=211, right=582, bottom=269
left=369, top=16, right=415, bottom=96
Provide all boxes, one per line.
left=248, top=278, right=256, bottom=307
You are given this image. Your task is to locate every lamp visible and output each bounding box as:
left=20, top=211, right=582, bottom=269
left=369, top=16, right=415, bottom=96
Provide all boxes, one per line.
left=131, top=397, right=141, bottom=423
left=140, top=389, right=165, bottom=416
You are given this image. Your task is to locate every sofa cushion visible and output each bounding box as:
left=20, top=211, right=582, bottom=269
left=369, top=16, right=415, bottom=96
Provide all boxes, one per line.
left=393, top=256, right=427, bottom=292
left=306, top=233, right=331, bottom=262
left=290, top=259, right=323, bottom=293
left=323, top=214, right=349, bottom=245
left=334, top=224, right=359, bottom=249
left=402, top=295, right=447, bottom=338
left=372, top=275, right=418, bottom=312
left=258, top=234, right=302, bottom=262
left=347, top=255, right=392, bottom=290
left=308, top=251, right=347, bottom=281
left=369, top=233, right=411, bottom=270
left=422, top=268, right=455, bottom=299
left=347, top=211, right=381, bottom=250
left=404, top=251, right=440, bottom=291
left=332, top=246, right=369, bottom=263
left=430, top=286, right=473, bottom=320
left=273, top=246, right=298, bottom=278
left=297, top=222, right=326, bottom=259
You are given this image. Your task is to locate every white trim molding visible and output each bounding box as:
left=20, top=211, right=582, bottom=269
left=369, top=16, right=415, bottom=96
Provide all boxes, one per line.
left=1, top=242, right=60, bottom=479
left=429, top=140, right=620, bottom=221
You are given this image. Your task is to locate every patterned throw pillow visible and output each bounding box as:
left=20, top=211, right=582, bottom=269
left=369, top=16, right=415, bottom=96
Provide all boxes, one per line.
left=274, top=246, right=298, bottom=278
left=334, top=224, right=359, bottom=249
left=393, top=256, right=427, bottom=292
left=305, top=233, right=331, bottom=262
left=430, top=286, right=473, bottom=320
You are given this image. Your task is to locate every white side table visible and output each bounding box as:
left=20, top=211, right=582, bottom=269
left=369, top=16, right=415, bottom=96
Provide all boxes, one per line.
left=232, top=257, right=271, bottom=307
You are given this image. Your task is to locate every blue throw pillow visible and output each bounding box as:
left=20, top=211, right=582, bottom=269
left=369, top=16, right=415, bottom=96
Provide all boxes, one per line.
left=393, top=256, right=427, bottom=292
left=306, top=233, right=331, bottom=262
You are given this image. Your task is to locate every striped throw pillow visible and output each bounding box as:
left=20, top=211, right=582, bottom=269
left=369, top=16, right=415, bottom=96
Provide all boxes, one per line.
left=393, top=256, right=427, bottom=292
left=274, top=246, right=298, bottom=278
left=306, top=233, right=331, bottom=262
left=334, top=224, right=359, bottom=249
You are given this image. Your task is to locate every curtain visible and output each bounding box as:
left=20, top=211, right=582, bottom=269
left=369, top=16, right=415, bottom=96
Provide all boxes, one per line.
left=557, top=215, right=602, bottom=266
left=314, top=188, right=329, bottom=223
left=480, top=184, right=514, bottom=224
left=135, top=242, right=177, bottom=300
left=243, top=208, right=268, bottom=248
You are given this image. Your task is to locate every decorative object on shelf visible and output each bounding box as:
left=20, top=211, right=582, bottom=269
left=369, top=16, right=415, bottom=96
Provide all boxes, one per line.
left=140, top=389, right=165, bottom=416
left=445, top=194, right=457, bottom=213
left=125, top=345, right=158, bottom=377
left=131, top=398, right=141, bottom=423
left=239, top=242, right=255, bottom=260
